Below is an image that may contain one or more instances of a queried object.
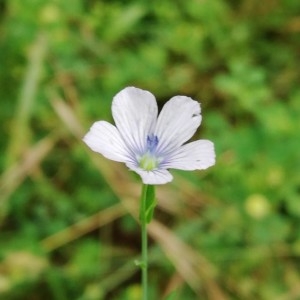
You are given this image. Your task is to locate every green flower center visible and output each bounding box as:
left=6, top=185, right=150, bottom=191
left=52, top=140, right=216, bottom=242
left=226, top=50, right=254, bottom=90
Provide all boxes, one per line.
left=139, top=153, right=159, bottom=171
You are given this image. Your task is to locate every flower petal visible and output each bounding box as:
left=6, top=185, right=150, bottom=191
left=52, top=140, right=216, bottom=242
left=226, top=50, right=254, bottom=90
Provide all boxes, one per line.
left=112, top=87, right=158, bottom=156
left=83, top=121, right=134, bottom=163
left=126, top=163, right=173, bottom=185
left=155, top=96, right=202, bottom=155
left=161, top=140, right=215, bottom=170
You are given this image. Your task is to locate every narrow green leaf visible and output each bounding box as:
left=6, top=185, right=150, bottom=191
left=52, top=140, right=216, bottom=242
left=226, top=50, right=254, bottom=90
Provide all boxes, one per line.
left=146, top=198, right=157, bottom=223
left=145, top=185, right=156, bottom=223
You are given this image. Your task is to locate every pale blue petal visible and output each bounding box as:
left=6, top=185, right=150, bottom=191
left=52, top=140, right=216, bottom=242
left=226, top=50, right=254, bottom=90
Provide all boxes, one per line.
left=161, top=140, right=215, bottom=170
left=83, top=121, right=135, bottom=164
left=155, top=96, right=202, bottom=155
left=126, top=163, right=173, bottom=185
left=112, top=87, right=158, bottom=156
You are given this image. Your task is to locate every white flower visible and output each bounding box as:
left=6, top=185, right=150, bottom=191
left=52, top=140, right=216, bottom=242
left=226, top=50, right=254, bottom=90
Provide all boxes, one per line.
left=83, top=87, right=215, bottom=185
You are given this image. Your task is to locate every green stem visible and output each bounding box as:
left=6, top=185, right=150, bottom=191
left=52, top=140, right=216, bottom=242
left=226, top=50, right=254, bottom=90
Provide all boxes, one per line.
left=140, top=184, right=148, bottom=300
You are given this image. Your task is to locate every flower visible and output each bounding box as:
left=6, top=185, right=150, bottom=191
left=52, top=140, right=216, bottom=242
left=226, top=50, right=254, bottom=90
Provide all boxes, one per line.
left=83, top=87, right=215, bottom=185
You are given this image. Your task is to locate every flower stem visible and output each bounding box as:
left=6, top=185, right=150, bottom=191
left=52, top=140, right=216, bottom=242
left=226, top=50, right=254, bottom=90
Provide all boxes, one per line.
left=139, top=183, right=156, bottom=299
left=140, top=184, right=148, bottom=300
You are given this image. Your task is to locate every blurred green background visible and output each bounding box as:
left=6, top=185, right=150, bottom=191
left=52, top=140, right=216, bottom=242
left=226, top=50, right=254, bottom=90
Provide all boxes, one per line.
left=1, top=0, right=300, bottom=299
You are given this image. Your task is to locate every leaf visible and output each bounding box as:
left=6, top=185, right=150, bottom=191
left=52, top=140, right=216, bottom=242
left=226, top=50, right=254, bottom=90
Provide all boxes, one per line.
left=145, top=185, right=156, bottom=223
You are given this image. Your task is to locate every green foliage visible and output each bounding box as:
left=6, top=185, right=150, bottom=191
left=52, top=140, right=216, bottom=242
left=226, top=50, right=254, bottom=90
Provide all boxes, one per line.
left=1, top=0, right=300, bottom=299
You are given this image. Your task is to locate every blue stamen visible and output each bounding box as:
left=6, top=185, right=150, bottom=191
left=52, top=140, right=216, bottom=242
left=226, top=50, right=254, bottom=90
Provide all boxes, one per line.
left=147, top=134, right=158, bottom=153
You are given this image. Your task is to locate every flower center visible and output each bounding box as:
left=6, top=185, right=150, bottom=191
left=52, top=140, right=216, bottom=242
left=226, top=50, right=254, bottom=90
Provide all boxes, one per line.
left=138, top=134, right=160, bottom=171
left=139, top=153, right=159, bottom=171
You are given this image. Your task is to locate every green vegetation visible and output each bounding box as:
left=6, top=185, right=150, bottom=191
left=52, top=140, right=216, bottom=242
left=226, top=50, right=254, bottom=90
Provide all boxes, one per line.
left=1, top=0, right=300, bottom=299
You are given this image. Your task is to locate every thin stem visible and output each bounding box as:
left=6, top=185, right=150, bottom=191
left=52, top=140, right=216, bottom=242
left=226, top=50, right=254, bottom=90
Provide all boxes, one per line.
left=140, top=184, right=148, bottom=300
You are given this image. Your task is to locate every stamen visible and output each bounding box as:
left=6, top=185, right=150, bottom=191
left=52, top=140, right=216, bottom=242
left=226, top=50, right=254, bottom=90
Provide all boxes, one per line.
left=147, top=134, right=158, bottom=153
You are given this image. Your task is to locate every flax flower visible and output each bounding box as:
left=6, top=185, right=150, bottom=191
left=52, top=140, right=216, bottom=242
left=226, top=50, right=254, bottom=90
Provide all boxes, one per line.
left=83, top=87, right=215, bottom=184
